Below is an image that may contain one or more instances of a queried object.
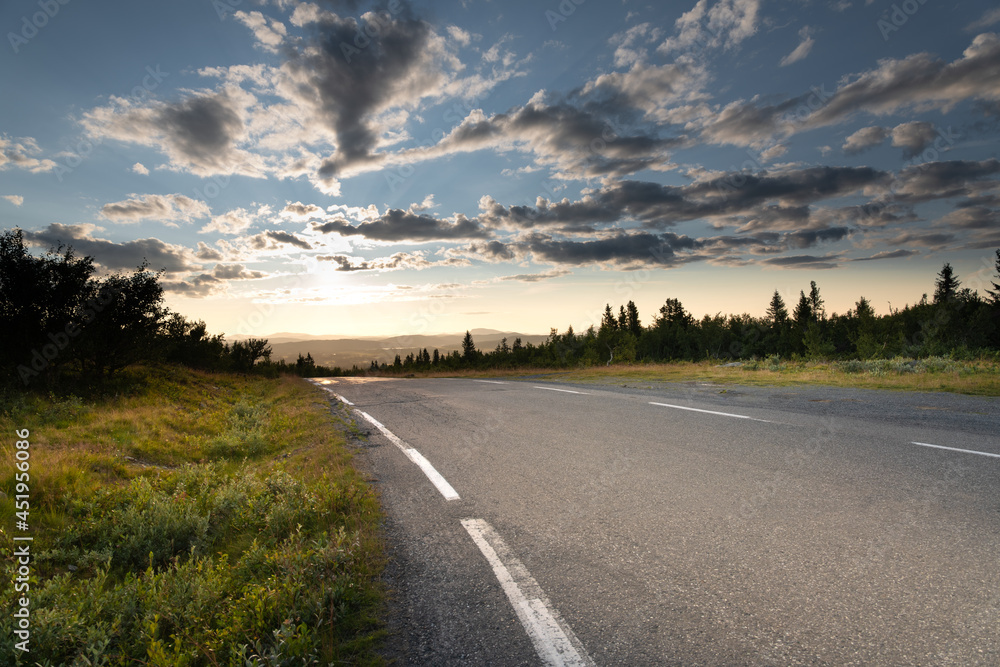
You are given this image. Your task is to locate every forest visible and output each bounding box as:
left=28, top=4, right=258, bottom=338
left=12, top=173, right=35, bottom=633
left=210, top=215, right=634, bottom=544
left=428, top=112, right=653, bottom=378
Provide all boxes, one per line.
left=3, top=227, right=999, bottom=387
left=378, top=250, right=1000, bottom=373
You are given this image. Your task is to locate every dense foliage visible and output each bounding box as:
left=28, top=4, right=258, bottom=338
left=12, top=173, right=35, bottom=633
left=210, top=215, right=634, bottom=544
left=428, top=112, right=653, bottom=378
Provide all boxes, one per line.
left=0, top=230, right=350, bottom=389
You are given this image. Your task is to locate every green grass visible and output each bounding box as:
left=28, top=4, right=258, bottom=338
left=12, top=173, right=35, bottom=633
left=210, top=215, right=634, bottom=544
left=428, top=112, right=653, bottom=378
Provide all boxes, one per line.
left=0, top=365, right=385, bottom=666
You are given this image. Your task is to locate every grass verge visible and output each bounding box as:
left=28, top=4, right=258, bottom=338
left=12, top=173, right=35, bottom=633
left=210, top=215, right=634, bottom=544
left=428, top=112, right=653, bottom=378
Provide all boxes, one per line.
left=548, top=356, right=1000, bottom=396
left=0, top=365, right=384, bottom=666
left=378, top=355, right=1000, bottom=396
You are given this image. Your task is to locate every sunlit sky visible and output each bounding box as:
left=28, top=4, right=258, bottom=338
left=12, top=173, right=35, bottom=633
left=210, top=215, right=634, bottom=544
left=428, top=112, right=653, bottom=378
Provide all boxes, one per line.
left=3, top=0, right=999, bottom=337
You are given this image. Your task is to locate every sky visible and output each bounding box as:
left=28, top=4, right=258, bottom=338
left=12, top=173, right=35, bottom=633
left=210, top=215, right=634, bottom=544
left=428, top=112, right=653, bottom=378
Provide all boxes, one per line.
left=2, top=0, right=999, bottom=338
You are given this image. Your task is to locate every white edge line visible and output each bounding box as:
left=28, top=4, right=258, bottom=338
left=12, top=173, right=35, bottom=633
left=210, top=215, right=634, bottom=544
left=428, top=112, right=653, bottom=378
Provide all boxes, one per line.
left=461, top=519, right=594, bottom=667
left=911, top=441, right=1000, bottom=459
left=404, top=449, right=460, bottom=500
left=649, top=401, right=771, bottom=423
left=475, top=380, right=508, bottom=384
left=534, top=386, right=591, bottom=395
left=355, top=410, right=461, bottom=501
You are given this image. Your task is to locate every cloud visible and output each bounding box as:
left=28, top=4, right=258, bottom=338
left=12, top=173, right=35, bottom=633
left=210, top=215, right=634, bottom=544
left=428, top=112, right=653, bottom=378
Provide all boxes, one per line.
left=100, top=194, right=211, bottom=224
left=314, top=208, right=489, bottom=242
left=967, top=8, right=1000, bottom=31
left=852, top=249, right=918, bottom=261
left=247, top=230, right=313, bottom=251
left=0, top=135, right=57, bottom=173
left=83, top=87, right=263, bottom=178
left=496, top=268, right=572, bottom=282
left=3, top=195, right=23, bottom=206
left=760, top=254, right=842, bottom=269
left=658, top=0, right=761, bottom=55
left=414, top=97, right=683, bottom=180
left=234, top=10, right=288, bottom=53
left=283, top=2, right=518, bottom=192
left=843, top=126, right=888, bottom=154
left=780, top=26, right=815, bottom=67
left=131, top=162, right=149, bottom=175
left=890, top=121, right=939, bottom=159
left=280, top=201, right=326, bottom=221
left=208, top=263, right=267, bottom=280
left=22, top=223, right=201, bottom=273
left=696, top=33, right=1000, bottom=149
left=318, top=251, right=470, bottom=272
left=201, top=205, right=272, bottom=235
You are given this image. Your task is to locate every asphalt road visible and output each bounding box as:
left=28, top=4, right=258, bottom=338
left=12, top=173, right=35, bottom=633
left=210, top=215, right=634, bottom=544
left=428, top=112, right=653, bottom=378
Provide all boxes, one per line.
left=311, top=376, right=1000, bottom=666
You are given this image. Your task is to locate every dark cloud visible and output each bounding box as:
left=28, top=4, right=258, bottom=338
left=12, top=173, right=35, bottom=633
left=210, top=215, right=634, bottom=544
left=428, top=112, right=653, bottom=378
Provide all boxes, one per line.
left=314, top=208, right=488, bottom=241
left=852, top=249, right=919, bottom=261
left=761, top=254, right=842, bottom=269
left=843, top=126, right=888, bottom=154
left=156, top=92, right=245, bottom=172
left=211, top=263, right=266, bottom=280
left=247, top=230, right=313, bottom=250
left=23, top=223, right=200, bottom=273
left=890, top=121, right=939, bottom=159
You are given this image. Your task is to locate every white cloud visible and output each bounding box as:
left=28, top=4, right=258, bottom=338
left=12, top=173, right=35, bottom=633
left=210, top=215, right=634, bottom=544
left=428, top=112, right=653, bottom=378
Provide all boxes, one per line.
left=0, top=135, right=57, bottom=173
left=780, top=26, right=815, bottom=67
left=3, top=195, right=23, bottom=206
left=100, top=193, right=211, bottom=224
left=131, top=162, right=149, bottom=175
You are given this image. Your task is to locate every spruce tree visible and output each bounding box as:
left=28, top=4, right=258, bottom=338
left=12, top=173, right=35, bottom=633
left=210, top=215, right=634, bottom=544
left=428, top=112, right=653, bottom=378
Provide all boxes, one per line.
left=933, top=263, right=960, bottom=303
left=767, top=290, right=789, bottom=325
left=461, top=330, right=477, bottom=360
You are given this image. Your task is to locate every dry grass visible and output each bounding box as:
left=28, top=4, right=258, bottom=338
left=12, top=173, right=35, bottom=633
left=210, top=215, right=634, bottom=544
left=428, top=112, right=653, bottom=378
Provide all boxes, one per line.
left=379, top=358, right=1000, bottom=396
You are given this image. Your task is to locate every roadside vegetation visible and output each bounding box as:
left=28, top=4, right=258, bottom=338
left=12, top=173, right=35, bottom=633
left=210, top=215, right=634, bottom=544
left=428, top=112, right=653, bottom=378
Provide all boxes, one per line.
left=369, top=252, right=1000, bottom=396
left=0, top=366, right=385, bottom=665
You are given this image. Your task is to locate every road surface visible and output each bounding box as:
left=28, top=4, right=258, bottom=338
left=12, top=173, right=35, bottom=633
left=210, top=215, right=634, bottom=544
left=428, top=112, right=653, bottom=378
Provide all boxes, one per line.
left=311, top=376, right=1000, bottom=666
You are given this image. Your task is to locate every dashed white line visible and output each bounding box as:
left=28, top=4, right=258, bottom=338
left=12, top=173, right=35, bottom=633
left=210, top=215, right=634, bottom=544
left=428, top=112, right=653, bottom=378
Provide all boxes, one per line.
left=356, top=410, right=460, bottom=501
left=461, top=519, right=594, bottom=667
left=911, top=441, right=1000, bottom=459
left=649, top=401, right=771, bottom=422
left=534, top=386, right=591, bottom=395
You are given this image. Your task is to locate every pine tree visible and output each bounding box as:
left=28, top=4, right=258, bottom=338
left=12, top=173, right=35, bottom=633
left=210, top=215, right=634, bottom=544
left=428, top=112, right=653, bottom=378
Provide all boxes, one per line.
left=432, top=348, right=440, bottom=365
left=987, top=249, right=1000, bottom=306
left=933, top=263, right=960, bottom=303
left=461, top=330, right=476, bottom=360
left=793, top=291, right=812, bottom=326
left=766, top=290, right=789, bottom=326
left=600, top=304, right=618, bottom=333
left=625, top=300, right=641, bottom=336
left=808, top=281, right=825, bottom=320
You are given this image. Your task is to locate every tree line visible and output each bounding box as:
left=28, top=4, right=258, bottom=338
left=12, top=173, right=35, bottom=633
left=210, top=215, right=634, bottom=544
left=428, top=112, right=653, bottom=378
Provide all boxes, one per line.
left=0, top=230, right=355, bottom=390
left=377, top=250, right=1000, bottom=373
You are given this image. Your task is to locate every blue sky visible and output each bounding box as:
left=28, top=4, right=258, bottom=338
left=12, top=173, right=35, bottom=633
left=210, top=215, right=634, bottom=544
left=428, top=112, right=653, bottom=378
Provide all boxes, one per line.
left=2, top=0, right=999, bottom=337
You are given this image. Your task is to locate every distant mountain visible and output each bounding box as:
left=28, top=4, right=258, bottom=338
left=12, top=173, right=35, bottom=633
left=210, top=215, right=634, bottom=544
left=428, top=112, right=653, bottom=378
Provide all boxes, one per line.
left=260, top=331, right=550, bottom=369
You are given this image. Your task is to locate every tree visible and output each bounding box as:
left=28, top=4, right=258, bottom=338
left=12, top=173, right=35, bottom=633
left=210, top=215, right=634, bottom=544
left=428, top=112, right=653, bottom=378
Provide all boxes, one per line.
left=461, top=330, right=477, bottom=361
left=229, top=338, right=271, bottom=373
left=808, top=281, right=825, bottom=320
left=766, top=290, right=789, bottom=326
left=1, top=229, right=95, bottom=384
left=933, top=262, right=960, bottom=303
left=987, top=249, right=1000, bottom=306
left=600, top=304, right=618, bottom=333
left=792, top=291, right=812, bottom=327
left=75, top=262, right=166, bottom=378
left=624, top=300, right=642, bottom=337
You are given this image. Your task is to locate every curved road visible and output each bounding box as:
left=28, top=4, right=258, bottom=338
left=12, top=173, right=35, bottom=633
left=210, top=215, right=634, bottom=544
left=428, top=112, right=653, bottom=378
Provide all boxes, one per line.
left=311, top=376, right=1000, bottom=666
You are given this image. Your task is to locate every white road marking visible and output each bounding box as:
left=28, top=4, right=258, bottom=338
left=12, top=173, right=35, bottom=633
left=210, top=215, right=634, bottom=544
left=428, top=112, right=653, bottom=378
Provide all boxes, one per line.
left=911, top=441, right=1000, bottom=459
left=461, top=519, right=594, bottom=667
left=356, top=410, right=460, bottom=501
left=329, top=391, right=353, bottom=405
left=649, top=402, right=771, bottom=422
left=534, top=386, right=591, bottom=395
left=475, top=380, right=508, bottom=384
